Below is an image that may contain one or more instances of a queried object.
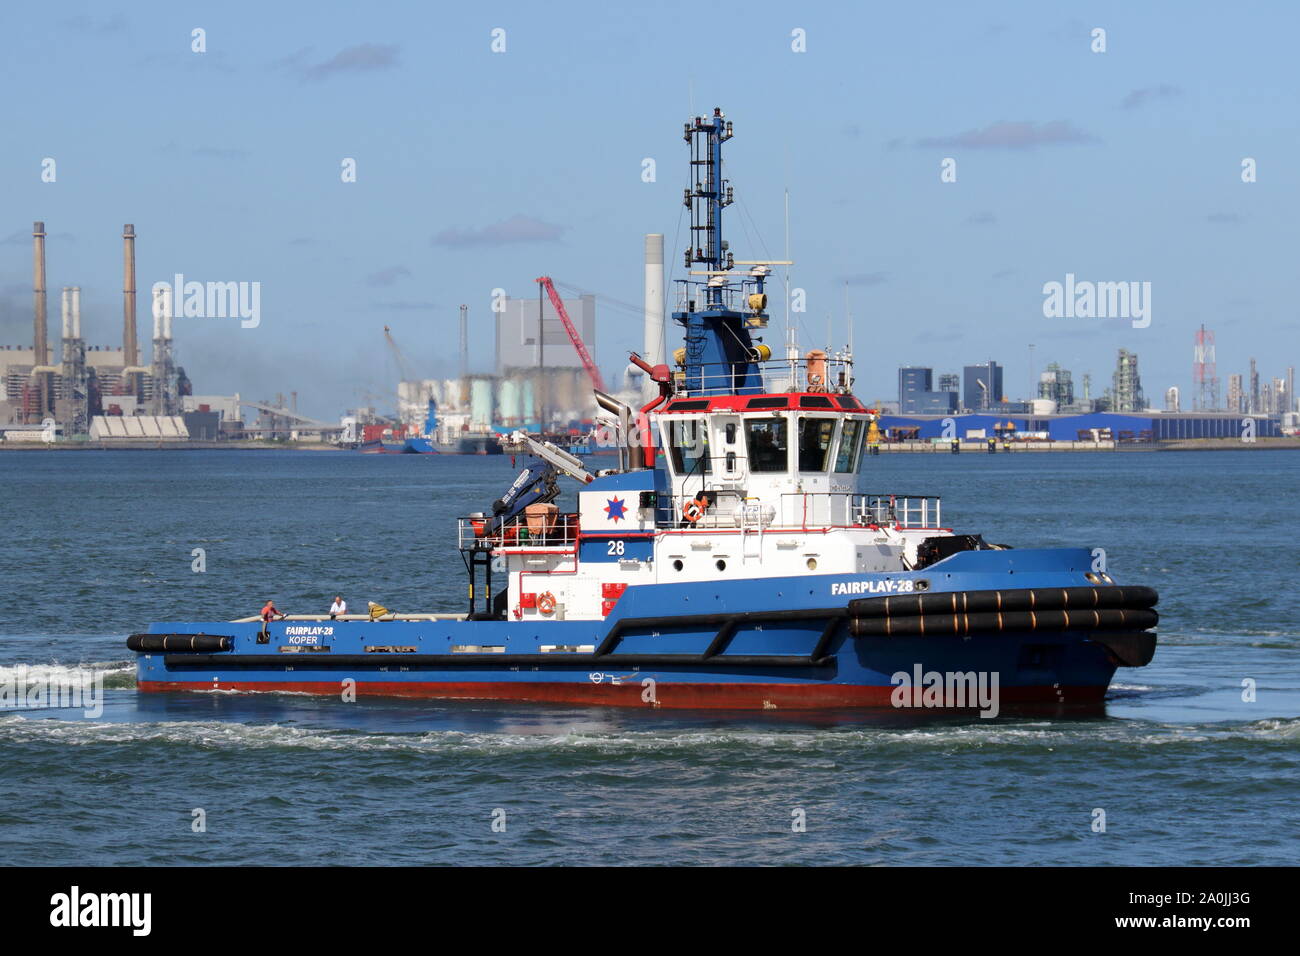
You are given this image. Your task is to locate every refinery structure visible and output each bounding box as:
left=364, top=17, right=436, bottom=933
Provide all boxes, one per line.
left=369, top=242, right=668, bottom=453
left=1, top=221, right=348, bottom=446
left=1, top=222, right=191, bottom=440
left=380, top=287, right=603, bottom=452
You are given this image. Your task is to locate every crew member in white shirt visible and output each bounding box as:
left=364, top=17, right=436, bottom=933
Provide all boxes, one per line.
left=329, top=595, right=347, bottom=620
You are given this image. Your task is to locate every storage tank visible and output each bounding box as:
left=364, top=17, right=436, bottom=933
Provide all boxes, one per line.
left=497, top=378, right=521, bottom=425
left=471, top=379, right=493, bottom=426
left=1031, top=398, right=1057, bottom=416
left=521, top=378, right=537, bottom=426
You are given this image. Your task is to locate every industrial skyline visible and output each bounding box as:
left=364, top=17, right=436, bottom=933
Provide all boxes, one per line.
left=895, top=333, right=1295, bottom=419
left=2, top=2, right=1297, bottom=420
left=0, top=221, right=191, bottom=429
left=7, top=216, right=1292, bottom=439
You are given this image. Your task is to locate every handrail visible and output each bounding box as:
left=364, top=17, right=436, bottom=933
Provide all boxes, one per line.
left=457, top=512, right=579, bottom=551
left=658, top=491, right=943, bottom=531
left=667, top=359, right=856, bottom=397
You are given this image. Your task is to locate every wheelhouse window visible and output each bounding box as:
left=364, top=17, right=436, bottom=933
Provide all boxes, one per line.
left=797, top=416, right=836, bottom=472
left=834, top=419, right=864, bottom=473
left=745, top=417, right=788, bottom=472
left=667, top=419, right=711, bottom=475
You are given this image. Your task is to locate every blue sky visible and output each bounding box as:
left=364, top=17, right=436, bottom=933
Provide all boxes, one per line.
left=2, top=1, right=1296, bottom=417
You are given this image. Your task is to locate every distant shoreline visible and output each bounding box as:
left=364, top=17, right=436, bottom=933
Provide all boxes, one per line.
left=0, top=441, right=345, bottom=451
left=873, top=437, right=1300, bottom=453
left=869, top=437, right=1300, bottom=453
left=1, top=438, right=1298, bottom=452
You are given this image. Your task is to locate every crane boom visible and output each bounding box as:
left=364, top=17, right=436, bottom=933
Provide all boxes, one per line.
left=535, top=276, right=606, bottom=393
left=383, top=325, right=411, bottom=381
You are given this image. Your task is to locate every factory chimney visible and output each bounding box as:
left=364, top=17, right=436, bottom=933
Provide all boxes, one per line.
left=123, top=224, right=139, bottom=389
left=60, top=287, right=72, bottom=340
left=150, top=283, right=175, bottom=415
left=152, top=286, right=163, bottom=341
left=459, top=304, right=468, bottom=381
left=643, top=233, right=665, bottom=402
left=71, top=286, right=81, bottom=339
left=33, top=223, right=48, bottom=367
left=151, top=284, right=175, bottom=339
left=31, top=222, right=50, bottom=418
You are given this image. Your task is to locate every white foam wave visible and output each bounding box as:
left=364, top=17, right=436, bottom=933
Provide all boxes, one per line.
left=1, top=714, right=1295, bottom=754
left=0, top=661, right=133, bottom=687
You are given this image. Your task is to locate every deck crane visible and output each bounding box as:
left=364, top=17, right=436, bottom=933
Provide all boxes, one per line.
left=535, top=276, right=606, bottom=393
left=490, top=428, right=594, bottom=524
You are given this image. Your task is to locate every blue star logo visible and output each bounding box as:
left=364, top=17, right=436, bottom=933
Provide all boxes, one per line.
left=604, top=497, right=627, bottom=522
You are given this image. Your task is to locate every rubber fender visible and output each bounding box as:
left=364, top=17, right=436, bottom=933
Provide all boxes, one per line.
left=848, top=585, right=1157, bottom=619
left=848, top=607, right=1158, bottom=637
left=127, top=633, right=234, bottom=652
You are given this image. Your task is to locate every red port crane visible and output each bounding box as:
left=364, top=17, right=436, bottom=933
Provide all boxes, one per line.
left=535, top=276, right=606, bottom=393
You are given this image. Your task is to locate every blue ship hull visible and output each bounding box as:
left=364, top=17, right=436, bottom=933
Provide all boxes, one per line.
left=132, top=548, right=1156, bottom=711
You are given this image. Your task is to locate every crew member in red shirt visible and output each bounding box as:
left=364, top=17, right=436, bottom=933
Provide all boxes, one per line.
left=260, top=599, right=282, bottom=639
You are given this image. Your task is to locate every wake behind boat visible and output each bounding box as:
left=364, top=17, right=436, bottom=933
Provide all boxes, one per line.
left=128, top=109, right=1158, bottom=711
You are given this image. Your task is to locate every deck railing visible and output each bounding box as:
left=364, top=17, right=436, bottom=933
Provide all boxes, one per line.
left=660, top=491, right=942, bottom=531
left=668, top=359, right=855, bottom=397
left=457, top=512, right=579, bottom=551
left=854, top=493, right=942, bottom=529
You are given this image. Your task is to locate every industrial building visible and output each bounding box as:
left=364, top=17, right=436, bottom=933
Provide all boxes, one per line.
left=380, top=240, right=674, bottom=451
left=884, top=336, right=1292, bottom=443
left=379, top=289, right=604, bottom=448
left=1226, top=374, right=1244, bottom=414
left=962, top=361, right=1004, bottom=412
left=494, top=289, right=599, bottom=426
left=876, top=411, right=1284, bottom=443
left=1, top=222, right=191, bottom=437
left=898, top=366, right=957, bottom=414
left=1108, top=348, right=1145, bottom=413
left=496, top=292, right=596, bottom=375
left=1038, top=362, right=1074, bottom=408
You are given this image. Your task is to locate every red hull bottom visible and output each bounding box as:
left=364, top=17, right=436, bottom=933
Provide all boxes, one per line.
left=138, top=679, right=1110, bottom=711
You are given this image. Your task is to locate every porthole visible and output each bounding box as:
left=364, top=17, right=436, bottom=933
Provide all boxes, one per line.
left=673, top=559, right=684, bottom=572
left=806, top=558, right=818, bottom=571
left=715, top=559, right=727, bottom=571
left=915, top=579, right=930, bottom=592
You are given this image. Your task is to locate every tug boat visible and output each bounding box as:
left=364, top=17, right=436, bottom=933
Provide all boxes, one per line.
left=128, top=110, right=1158, bottom=711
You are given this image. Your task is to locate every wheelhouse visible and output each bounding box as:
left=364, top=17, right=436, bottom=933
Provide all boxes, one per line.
left=658, top=393, right=869, bottom=481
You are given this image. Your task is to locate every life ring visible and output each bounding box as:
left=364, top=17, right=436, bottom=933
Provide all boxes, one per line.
left=537, top=592, right=557, bottom=615
left=682, top=499, right=706, bottom=523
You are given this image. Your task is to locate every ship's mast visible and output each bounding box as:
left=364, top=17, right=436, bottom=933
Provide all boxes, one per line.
left=685, top=110, right=734, bottom=300
left=673, top=108, right=769, bottom=396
